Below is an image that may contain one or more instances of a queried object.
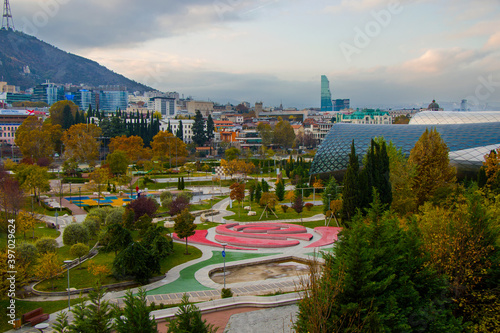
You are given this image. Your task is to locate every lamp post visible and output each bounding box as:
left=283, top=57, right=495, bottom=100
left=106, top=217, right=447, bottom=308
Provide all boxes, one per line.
left=63, top=260, right=73, bottom=310
left=221, top=243, right=227, bottom=289
left=79, top=187, right=81, bottom=207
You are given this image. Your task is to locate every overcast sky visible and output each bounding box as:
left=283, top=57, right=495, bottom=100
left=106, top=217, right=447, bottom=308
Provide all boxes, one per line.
left=11, top=0, right=500, bottom=109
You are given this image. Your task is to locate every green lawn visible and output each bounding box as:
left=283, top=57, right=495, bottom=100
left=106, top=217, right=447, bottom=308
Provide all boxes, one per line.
left=147, top=251, right=275, bottom=295
left=0, top=222, right=60, bottom=250
left=35, top=242, right=202, bottom=292
left=0, top=299, right=83, bottom=332
left=225, top=199, right=324, bottom=222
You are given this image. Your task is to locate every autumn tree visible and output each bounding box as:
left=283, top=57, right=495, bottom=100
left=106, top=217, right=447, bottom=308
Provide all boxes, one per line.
left=62, top=123, right=102, bottom=167
left=174, top=209, right=196, bottom=255
left=37, top=252, right=64, bottom=290
left=408, top=128, right=456, bottom=206
left=89, top=167, right=111, bottom=207
left=238, top=160, right=255, bottom=180
left=230, top=182, right=245, bottom=217
left=292, top=194, right=304, bottom=221
left=168, top=196, right=190, bottom=217
left=16, top=211, right=37, bottom=239
left=285, top=190, right=295, bottom=204
left=151, top=131, right=188, bottom=165
left=15, top=116, right=62, bottom=161
left=0, top=176, right=24, bottom=223
left=220, top=158, right=238, bottom=179
left=109, top=135, right=150, bottom=162
left=87, top=260, right=112, bottom=285
left=49, top=100, right=79, bottom=128
left=481, top=147, right=500, bottom=193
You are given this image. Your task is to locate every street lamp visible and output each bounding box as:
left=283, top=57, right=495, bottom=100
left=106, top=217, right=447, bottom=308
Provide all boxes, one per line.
left=221, top=243, right=227, bottom=289
left=63, top=260, right=73, bottom=310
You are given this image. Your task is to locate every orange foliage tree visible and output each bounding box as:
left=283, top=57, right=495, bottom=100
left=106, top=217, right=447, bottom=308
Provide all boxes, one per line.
left=108, top=135, right=151, bottom=162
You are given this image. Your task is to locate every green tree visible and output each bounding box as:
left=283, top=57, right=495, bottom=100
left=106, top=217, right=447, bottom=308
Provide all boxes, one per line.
left=35, top=237, right=58, bottom=254
left=114, top=288, right=157, bottom=333
left=90, top=167, right=111, bottom=208
left=261, top=179, right=269, bottom=192
left=257, top=122, right=273, bottom=146
left=275, top=179, right=285, bottom=201
left=174, top=208, right=196, bottom=255
left=142, top=225, right=173, bottom=259
left=113, top=241, right=160, bottom=284
left=176, top=119, right=184, bottom=141
left=16, top=242, right=38, bottom=266
left=206, top=114, right=215, bottom=142
left=296, top=196, right=462, bottom=332
left=192, top=110, right=207, bottom=146
left=167, top=294, right=218, bottom=333
left=273, top=119, right=296, bottom=150
left=341, top=141, right=360, bottom=224
left=255, top=182, right=262, bottom=203
left=322, top=177, right=339, bottom=213
left=106, top=150, right=129, bottom=176
left=102, top=223, right=133, bottom=254
left=15, top=164, right=50, bottom=202
left=62, top=104, right=74, bottom=130
left=225, top=147, right=240, bottom=161
left=70, top=243, right=89, bottom=263
left=408, top=128, right=456, bottom=206
left=63, top=223, right=90, bottom=246
left=69, top=287, right=114, bottom=333
left=49, top=101, right=78, bottom=128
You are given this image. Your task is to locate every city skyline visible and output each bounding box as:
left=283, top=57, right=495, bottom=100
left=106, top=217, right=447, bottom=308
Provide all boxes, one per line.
left=9, top=0, right=500, bottom=109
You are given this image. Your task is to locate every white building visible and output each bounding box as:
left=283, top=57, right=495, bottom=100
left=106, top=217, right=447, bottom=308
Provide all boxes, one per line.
left=159, top=119, right=195, bottom=143
left=149, top=97, right=177, bottom=117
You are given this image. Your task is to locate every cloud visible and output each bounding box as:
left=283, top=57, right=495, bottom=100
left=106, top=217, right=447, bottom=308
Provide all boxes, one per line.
left=484, top=32, right=500, bottom=50
left=400, top=48, right=484, bottom=74
left=12, top=0, right=271, bottom=49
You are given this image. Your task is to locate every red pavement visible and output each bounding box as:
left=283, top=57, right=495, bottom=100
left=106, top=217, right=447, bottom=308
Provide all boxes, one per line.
left=305, top=227, right=342, bottom=248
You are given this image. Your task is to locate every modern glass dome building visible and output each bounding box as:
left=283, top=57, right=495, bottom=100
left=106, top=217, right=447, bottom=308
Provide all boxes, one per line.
left=310, top=111, right=500, bottom=175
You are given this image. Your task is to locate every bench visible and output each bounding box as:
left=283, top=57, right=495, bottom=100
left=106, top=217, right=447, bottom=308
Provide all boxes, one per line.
left=22, top=307, right=49, bottom=326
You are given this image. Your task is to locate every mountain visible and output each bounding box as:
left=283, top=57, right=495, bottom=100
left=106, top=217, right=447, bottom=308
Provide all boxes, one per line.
left=0, top=29, right=152, bottom=92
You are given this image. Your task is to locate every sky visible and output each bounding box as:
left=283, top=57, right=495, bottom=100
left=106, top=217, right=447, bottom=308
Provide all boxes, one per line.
left=9, top=0, right=500, bottom=109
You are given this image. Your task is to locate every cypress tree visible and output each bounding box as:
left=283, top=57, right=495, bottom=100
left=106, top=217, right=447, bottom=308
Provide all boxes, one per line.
left=176, top=120, right=184, bottom=141
left=192, top=110, right=207, bottom=146
left=181, top=177, right=185, bottom=190
left=255, top=182, right=262, bottom=202
left=276, top=180, right=285, bottom=201
left=177, top=177, right=181, bottom=190
left=206, top=114, right=215, bottom=142
left=341, top=140, right=360, bottom=224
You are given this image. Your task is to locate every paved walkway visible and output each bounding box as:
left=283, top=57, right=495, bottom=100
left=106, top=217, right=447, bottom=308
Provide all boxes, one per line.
left=7, top=184, right=331, bottom=333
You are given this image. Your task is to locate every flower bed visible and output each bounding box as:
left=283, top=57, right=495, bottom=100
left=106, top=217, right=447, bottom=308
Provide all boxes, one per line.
left=172, top=230, right=256, bottom=250
left=305, top=227, right=342, bottom=248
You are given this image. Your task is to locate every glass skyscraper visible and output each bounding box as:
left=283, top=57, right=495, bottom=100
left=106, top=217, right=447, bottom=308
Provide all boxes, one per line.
left=321, top=75, right=333, bottom=111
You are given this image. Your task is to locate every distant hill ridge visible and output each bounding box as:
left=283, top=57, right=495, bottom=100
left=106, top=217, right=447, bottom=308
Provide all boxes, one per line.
left=0, top=29, right=152, bottom=92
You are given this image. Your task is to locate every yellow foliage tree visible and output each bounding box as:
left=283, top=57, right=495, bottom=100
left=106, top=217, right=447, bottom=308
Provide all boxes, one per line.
left=17, top=211, right=37, bottom=239
left=109, top=135, right=150, bottom=162
left=408, top=128, right=456, bottom=206
left=62, top=123, right=102, bottom=167
left=49, top=100, right=79, bottom=128
left=15, top=116, right=62, bottom=161
left=36, top=252, right=64, bottom=290
left=482, top=148, right=500, bottom=189
left=221, top=159, right=239, bottom=178
left=285, top=191, right=296, bottom=203
left=87, top=260, right=111, bottom=284
left=89, top=167, right=111, bottom=207
left=151, top=131, right=188, bottom=165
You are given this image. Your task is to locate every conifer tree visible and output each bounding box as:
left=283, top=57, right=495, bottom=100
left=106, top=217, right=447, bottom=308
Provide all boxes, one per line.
left=114, top=288, right=156, bottom=333
left=323, top=176, right=339, bottom=213
left=192, top=110, right=207, bottom=145
left=206, top=114, right=215, bottom=142
left=341, top=140, right=360, bottom=224
left=255, top=182, right=262, bottom=202
left=275, top=179, right=285, bottom=201
left=176, top=120, right=184, bottom=141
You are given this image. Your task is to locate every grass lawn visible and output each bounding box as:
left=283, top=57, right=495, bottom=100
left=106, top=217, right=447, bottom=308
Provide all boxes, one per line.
left=0, top=299, right=83, bottom=332
left=225, top=199, right=324, bottom=222
left=35, top=242, right=202, bottom=292
left=0, top=222, right=60, bottom=249
left=196, top=221, right=221, bottom=230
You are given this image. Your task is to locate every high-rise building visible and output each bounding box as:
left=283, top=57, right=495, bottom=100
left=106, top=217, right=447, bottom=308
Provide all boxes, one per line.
left=98, top=87, right=128, bottom=112
left=321, top=75, right=333, bottom=111
left=32, top=82, right=64, bottom=105
left=334, top=99, right=350, bottom=111
left=149, top=97, right=176, bottom=117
